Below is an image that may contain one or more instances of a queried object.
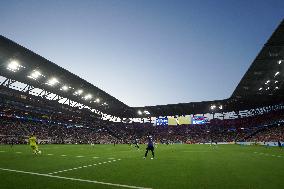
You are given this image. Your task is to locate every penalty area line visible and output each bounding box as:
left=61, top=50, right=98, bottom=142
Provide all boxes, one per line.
left=0, top=167, right=152, bottom=189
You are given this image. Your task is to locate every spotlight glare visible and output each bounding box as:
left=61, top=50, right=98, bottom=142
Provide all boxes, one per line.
left=84, top=94, right=92, bottom=100
left=75, top=89, right=83, bottom=95
left=7, top=60, right=23, bottom=72
left=210, top=105, right=216, bottom=110
left=144, top=110, right=150, bottom=115
left=46, top=78, right=59, bottom=86
left=137, top=110, right=142, bottom=115
left=61, top=85, right=69, bottom=91
left=28, top=70, right=42, bottom=80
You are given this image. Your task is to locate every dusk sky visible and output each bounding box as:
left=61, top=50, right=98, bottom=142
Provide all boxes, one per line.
left=0, top=0, right=283, bottom=107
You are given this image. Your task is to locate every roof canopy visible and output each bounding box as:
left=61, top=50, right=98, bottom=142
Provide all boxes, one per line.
left=0, top=19, right=283, bottom=117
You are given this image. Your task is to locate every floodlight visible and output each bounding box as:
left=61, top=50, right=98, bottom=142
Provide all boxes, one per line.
left=278, top=60, right=282, bottom=64
left=144, top=110, right=150, bottom=115
left=275, top=86, right=279, bottom=90
left=95, top=98, right=100, bottom=103
left=265, top=80, right=270, bottom=85
left=274, top=71, right=280, bottom=77
left=61, top=85, right=69, bottom=91
left=266, top=87, right=270, bottom=90
left=219, top=105, right=223, bottom=110
left=210, top=105, right=216, bottom=110
left=84, top=94, right=92, bottom=100
left=28, top=70, right=42, bottom=80
left=275, top=81, right=278, bottom=84
left=259, top=87, right=263, bottom=91
left=46, top=78, right=59, bottom=86
left=75, top=89, right=83, bottom=95
left=7, top=60, right=23, bottom=72
left=137, top=110, right=142, bottom=115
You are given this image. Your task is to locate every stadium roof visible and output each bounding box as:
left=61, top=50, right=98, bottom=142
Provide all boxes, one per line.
left=0, top=19, right=283, bottom=118
left=133, top=19, right=284, bottom=117
left=0, top=36, right=135, bottom=117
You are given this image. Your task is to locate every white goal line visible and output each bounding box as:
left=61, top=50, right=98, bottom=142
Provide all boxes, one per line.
left=0, top=167, right=152, bottom=189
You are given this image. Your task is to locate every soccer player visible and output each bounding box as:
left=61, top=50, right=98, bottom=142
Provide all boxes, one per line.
left=144, top=136, right=155, bottom=159
left=28, top=134, right=40, bottom=154
left=278, top=141, right=282, bottom=149
left=134, top=139, right=140, bottom=149
left=10, top=138, right=15, bottom=148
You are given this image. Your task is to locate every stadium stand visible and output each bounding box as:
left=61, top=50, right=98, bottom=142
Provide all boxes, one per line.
left=0, top=19, right=283, bottom=146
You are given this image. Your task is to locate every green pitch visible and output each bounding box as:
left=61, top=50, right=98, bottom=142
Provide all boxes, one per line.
left=0, top=144, right=283, bottom=189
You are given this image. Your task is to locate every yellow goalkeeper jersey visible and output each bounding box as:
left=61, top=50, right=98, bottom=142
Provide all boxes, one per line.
left=28, top=136, right=37, bottom=146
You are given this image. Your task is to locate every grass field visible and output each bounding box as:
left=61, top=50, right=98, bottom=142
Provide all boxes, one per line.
left=0, top=144, right=284, bottom=189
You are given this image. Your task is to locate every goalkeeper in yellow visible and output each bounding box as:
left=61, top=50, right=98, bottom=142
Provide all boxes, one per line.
left=28, top=134, right=41, bottom=154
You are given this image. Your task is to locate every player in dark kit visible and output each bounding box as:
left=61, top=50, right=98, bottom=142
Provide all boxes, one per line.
left=134, top=139, right=140, bottom=149
left=278, top=141, right=282, bottom=149
left=144, top=136, right=155, bottom=159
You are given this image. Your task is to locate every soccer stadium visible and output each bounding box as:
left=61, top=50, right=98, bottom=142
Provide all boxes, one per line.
left=0, top=2, right=284, bottom=189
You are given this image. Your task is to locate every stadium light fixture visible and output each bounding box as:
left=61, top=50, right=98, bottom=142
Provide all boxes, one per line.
left=219, top=105, right=223, bottom=110
left=75, top=89, right=83, bottom=95
left=266, top=87, right=270, bottom=90
left=275, top=80, right=278, bottom=84
left=84, top=94, right=92, bottom=100
left=7, top=60, right=23, bottom=72
left=61, top=85, right=69, bottom=91
left=278, top=60, right=282, bottom=64
left=137, top=110, right=142, bottom=115
left=275, top=86, right=279, bottom=90
left=259, top=87, right=263, bottom=91
left=95, top=98, right=100, bottom=103
left=265, top=80, right=270, bottom=85
left=274, top=71, right=280, bottom=77
left=144, top=110, right=150, bottom=115
left=210, top=105, right=216, bottom=110
left=28, top=70, right=42, bottom=80
left=46, top=78, right=59, bottom=86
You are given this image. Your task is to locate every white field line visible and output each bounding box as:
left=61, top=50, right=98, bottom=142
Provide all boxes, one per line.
left=48, top=159, right=122, bottom=175
left=182, top=151, right=211, bottom=153
left=0, top=167, right=152, bottom=189
left=253, top=152, right=283, bottom=158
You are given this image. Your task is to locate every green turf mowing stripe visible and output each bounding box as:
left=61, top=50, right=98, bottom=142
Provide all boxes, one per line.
left=0, top=167, right=152, bottom=189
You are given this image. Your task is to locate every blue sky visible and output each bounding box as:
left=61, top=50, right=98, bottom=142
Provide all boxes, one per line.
left=0, top=0, right=283, bottom=107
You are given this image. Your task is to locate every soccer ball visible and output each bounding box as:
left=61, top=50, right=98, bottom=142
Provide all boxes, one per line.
left=38, top=150, right=42, bottom=154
